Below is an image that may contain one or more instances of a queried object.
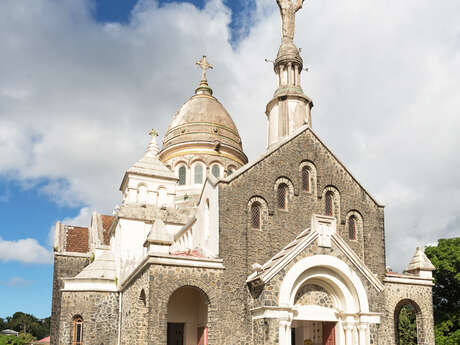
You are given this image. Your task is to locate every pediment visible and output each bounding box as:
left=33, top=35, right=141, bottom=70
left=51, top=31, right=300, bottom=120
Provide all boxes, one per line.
left=247, top=214, right=384, bottom=292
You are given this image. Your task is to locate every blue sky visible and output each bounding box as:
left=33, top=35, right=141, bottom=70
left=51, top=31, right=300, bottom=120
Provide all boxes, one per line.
left=1, top=0, right=460, bottom=321
left=0, top=0, right=256, bottom=320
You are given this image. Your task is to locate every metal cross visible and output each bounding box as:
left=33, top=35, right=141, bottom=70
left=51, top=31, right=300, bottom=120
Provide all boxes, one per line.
left=196, top=55, right=213, bottom=82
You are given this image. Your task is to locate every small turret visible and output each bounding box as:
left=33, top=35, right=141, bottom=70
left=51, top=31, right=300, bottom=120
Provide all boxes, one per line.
left=405, top=247, right=435, bottom=278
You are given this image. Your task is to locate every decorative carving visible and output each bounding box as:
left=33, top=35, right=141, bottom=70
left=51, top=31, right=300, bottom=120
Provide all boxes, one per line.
left=276, top=0, right=304, bottom=42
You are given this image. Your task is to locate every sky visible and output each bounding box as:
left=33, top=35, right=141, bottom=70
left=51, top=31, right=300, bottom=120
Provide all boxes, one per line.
left=0, top=0, right=459, bottom=319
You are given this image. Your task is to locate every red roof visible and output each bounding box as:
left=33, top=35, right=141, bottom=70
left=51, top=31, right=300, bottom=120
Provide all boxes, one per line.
left=38, top=337, right=50, bottom=343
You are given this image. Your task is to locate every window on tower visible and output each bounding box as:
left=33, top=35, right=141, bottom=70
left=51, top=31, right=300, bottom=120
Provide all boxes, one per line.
left=211, top=164, right=220, bottom=178
left=194, top=164, right=203, bottom=184
left=178, top=166, right=186, bottom=185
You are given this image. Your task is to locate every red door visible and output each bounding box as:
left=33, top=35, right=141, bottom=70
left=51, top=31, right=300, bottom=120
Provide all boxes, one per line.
left=322, top=322, right=336, bottom=345
left=197, top=326, right=208, bottom=345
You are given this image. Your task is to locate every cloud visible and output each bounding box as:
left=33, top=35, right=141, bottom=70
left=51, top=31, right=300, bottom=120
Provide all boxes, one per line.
left=0, top=237, right=53, bottom=264
left=0, top=277, right=33, bottom=287
left=0, top=0, right=459, bottom=271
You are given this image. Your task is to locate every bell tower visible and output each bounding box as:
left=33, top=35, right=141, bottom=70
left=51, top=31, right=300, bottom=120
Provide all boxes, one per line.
left=266, top=0, right=313, bottom=148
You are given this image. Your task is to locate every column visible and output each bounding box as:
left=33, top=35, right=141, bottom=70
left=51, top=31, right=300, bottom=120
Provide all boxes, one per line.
left=287, top=63, right=292, bottom=85
left=343, top=324, right=354, bottom=345
left=280, top=65, right=285, bottom=85
left=294, top=65, right=299, bottom=86
left=279, top=318, right=292, bottom=345
left=357, top=323, right=368, bottom=345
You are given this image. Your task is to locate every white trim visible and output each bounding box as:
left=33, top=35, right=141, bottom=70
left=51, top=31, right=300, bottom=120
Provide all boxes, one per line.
left=148, top=254, right=225, bottom=269
left=384, top=275, right=434, bottom=286
left=278, top=255, right=370, bottom=313
left=251, top=306, right=293, bottom=319
left=55, top=252, right=90, bottom=258
left=62, top=278, right=117, bottom=292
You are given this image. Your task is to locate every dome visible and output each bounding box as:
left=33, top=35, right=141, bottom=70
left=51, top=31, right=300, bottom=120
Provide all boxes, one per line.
left=160, top=56, right=247, bottom=167
left=162, top=93, right=244, bottom=155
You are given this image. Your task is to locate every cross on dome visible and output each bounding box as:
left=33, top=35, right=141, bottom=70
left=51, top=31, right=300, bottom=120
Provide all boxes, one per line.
left=148, top=128, right=159, bottom=137
left=196, top=55, right=213, bottom=82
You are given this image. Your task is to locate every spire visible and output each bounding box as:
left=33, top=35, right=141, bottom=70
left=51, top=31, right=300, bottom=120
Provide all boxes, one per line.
left=195, top=55, right=213, bottom=96
left=146, top=128, right=160, bottom=156
left=265, top=0, right=312, bottom=149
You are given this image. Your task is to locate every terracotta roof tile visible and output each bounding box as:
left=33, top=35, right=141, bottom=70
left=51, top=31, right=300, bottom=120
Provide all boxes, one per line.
left=65, top=226, right=89, bottom=253
left=101, top=215, right=114, bottom=245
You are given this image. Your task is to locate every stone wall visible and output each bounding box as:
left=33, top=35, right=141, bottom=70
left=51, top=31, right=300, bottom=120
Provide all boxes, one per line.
left=58, top=291, right=119, bottom=345
left=146, top=263, right=223, bottom=345
left=50, top=254, right=89, bottom=345
left=120, top=267, right=150, bottom=345
left=218, top=128, right=385, bottom=344
left=380, top=280, right=435, bottom=345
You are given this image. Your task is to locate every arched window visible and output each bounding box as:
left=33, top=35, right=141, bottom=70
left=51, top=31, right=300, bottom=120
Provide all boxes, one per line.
left=325, top=191, right=334, bottom=216
left=211, top=164, right=220, bottom=178
left=227, top=165, right=236, bottom=177
left=139, top=289, right=146, bottom=306
left=178, top=166, right=186, bottom=185
left=277, top=183, right=288, bottom=209
left=348, top=215, right=357, bottom=240
left=194, top=164, right=203, bottom=184
left=302, top=166, right=310, bottom=192
left=72, top=316, right=83, bottom=345
left=251, top=202, right=261, bottom=229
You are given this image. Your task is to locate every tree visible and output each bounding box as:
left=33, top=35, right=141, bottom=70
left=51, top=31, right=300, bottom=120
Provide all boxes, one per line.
left=397, top=304, right=417, bottom=345
left=425, top=237, right=460, bottom=345
left=1, top=312, right=50, bottom=340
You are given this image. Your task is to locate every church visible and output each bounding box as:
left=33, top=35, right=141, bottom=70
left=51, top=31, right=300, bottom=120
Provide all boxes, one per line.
left=50, top=1, right=436, bottom=344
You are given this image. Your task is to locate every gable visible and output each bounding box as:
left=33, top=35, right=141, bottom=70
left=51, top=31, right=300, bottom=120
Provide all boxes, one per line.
left=247, top=214, right=384, bottom=293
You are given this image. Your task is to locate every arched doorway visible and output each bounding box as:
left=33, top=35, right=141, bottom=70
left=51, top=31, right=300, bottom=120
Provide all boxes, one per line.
left=167, top=286, right=209, bottom=345
left=278, top=255, right=372, bottom=345
left=394, top=300, right=420, bottom=345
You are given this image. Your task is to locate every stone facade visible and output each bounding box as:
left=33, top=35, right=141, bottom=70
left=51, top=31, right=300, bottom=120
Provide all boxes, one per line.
left=380, top=280, right=435, bottom=345
left=50, top=254, right=89, bottom=345
left=58, top=291, right=119, bottom=345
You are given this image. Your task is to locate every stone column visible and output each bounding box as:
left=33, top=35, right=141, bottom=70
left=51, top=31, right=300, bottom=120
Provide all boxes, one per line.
left=357, top=323, right=368, bottom=345
left=343, top=324, right=354, bottom=345
left=280, top=65, right=285, bottom=85
left=279, top=318, right=292, bottom=345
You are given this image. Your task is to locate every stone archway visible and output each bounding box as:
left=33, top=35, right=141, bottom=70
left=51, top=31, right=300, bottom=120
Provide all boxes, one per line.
left=278, top=255, right=372, bottom=345
left=394, top=299, right=422, bottom=345
left=167, top=286, right=209, bottom=345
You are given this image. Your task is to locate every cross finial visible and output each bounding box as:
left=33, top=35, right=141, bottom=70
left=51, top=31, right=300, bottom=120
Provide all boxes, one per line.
left=196, top=55, right=213, bottom=82
left=146, top=128, right=160, bottom=156
left=148, top=128, right=159, bottom=137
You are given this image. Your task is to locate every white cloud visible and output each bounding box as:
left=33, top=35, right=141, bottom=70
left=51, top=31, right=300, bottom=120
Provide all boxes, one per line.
left=0, top=237, right=52, bottom=264
left=0, top=277, right=33, bottom=287
left=0, top=0, right=459, bottom=271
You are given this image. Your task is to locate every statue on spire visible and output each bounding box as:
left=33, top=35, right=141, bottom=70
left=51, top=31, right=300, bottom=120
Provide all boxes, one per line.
left=277, top=0, right=304, bottom=42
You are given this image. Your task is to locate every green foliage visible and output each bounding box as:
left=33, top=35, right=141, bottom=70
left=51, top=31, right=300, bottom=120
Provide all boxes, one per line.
left=0, top=333, right=35, bottom=345
left=398, top=304, right=417, bottom=345
left=0, top=312, right=50, bottom=340
left=425, top=237, right=460, bottom=345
